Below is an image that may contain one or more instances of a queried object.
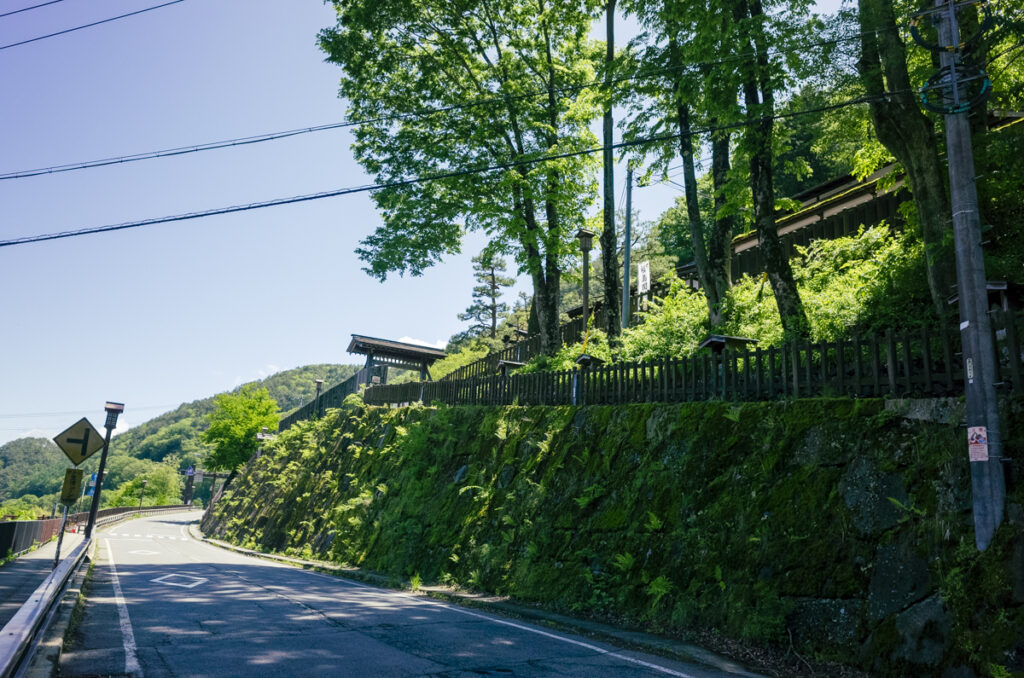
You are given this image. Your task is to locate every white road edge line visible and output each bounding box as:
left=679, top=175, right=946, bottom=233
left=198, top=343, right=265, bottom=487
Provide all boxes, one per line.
left=191, top=520, right=695, bottom=677
left=105, top=538, right=144, bottom=678
left=301, top=563, right=695, bottom=676
left=430, top=599, right=697, bottom=678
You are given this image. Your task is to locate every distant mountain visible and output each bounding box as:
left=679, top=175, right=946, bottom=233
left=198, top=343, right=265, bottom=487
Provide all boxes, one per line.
left=110, top=363, right=360, bottom=463
left=0, top=437, right=66, bottom=502
left=2, top=364, right=359, bottom=506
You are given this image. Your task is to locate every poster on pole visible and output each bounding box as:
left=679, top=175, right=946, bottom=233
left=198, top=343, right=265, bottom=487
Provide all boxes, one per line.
left=968, top=426, right=989, bottom=461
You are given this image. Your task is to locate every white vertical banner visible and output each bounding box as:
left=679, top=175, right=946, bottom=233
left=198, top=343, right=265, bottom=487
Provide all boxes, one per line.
left=637, top=261, right=651, bottom=294
left=637, top=261, right=651, bottom=310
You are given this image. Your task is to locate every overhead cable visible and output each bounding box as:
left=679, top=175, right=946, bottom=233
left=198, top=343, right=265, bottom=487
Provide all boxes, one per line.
left=0, top=93, right=893, bottom=249
left=0, top=0, right=184, bottom=51
left=0, top=23, right=897, bottom=180
left=0, top=0, right=68, bottom=19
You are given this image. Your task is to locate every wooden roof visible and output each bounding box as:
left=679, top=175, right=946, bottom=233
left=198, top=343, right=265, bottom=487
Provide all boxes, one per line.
left=346, top=335, right=447, bottom=363
left=698, top=334, right=759, bottom=352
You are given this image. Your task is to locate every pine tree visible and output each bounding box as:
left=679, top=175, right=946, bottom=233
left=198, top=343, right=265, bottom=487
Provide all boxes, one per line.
left=458, top=253, right=515, bottom=340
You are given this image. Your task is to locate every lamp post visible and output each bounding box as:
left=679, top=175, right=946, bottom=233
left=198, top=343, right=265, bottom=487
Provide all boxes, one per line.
left=576, top=229, right=595, bottom=331
left=84, top=401, right=124, bottom=539
left=138, top=479, right=147, bottom=512
left=314, top=379, right=324, bottom=419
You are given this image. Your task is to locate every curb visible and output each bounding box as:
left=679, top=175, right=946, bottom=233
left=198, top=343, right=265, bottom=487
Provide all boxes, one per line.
left=17, top=511, right=185, bottom=678
left=19, top=539, right=95, bottom=678
left=188, top=523, right=766, bottom=678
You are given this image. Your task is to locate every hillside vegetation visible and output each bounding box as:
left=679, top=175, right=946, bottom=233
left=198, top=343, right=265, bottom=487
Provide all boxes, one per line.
left=205, top=395, right=1024, bottom=677
left=1, top=363, right=358, bottom=517
left=0, top=437, right=66, bottom=504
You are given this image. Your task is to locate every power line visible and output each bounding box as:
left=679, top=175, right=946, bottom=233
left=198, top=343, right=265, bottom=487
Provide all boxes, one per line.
left=0, top=22, right=897, bottom=180
left=0, top=121, right=356, bottom=181
left=0, top=0, right=68, bottom=19
left=0, top=93, right=892, bottom=249
left=0, top=0, right=184, bottom=51
left=0, top=404, right=178, bottom=419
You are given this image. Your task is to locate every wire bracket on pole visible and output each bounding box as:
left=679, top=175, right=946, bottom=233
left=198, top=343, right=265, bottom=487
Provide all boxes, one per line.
left=910, top=0, right=993, bottom=52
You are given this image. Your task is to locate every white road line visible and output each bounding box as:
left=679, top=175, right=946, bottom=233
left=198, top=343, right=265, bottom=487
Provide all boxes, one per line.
left=105, top=539, right=144, bottom=678
left=190, top=522, right=695, bottom=676
left=295, top=563, right=695, bottom=676
left=444, top=602, right=700, bottom=675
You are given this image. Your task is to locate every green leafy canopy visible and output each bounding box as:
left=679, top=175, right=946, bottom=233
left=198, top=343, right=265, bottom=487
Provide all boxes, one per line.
left=201, top=385, right=280, bottom=471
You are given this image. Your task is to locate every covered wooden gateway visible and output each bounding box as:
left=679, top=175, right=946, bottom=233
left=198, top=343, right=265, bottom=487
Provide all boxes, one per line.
left=347, top=335, right=447, bottom=385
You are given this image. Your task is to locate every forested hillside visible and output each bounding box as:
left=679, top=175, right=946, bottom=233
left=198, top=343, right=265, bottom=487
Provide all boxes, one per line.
left=109, top=363, right=359, bottom=464
left=0, top=437, right=66, bottom=503
left=1, top=363, right=359, bottom=516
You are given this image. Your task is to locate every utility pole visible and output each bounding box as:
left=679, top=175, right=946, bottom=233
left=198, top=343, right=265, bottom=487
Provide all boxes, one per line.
left=314, top=378, right=324, bottom=419
left=600, top=0, right=621, bottom=339
left=84, top=402, right=124, bottom=539
left=915, top=0, right=1004, bottom=550
left=621, top=167, right=633, bottom=329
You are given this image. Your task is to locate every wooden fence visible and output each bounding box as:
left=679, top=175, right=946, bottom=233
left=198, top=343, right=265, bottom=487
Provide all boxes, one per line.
left=362, top=311, right=1023, bottom=408
left=440, top=193, right=906, bottom=384
left=440, top=315, right=588, bottom=382
left=278, top=371, right=363, bottom=431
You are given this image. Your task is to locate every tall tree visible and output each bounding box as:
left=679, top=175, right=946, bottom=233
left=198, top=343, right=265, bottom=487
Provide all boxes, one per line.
left=857, top=0, right=954, bottom=318
left=458, top=252, right=515, bottom=339
left=319, top=0, right=602, bottom=355
left=623, top=0, right=770, bottom=329
left=731, top=0, right=810, bottom=337
left=201, top=385, right=279, bottom=472
left=600, top=0, right=622, bottom=339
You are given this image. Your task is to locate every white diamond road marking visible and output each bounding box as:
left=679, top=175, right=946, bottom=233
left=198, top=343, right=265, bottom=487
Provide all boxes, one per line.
left=152, top=573, right=208, bottom=589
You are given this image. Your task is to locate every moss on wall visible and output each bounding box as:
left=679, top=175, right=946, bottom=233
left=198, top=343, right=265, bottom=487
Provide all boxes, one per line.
left=203, top=395, right=1024, bottom=677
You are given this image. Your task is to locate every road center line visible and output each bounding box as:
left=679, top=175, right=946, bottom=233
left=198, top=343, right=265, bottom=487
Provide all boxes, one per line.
left=105, top=538, right=144, bottom=678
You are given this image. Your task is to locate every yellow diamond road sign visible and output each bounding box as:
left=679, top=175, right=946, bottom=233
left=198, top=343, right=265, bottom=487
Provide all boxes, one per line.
left=54, top=418, right=105, bottom=466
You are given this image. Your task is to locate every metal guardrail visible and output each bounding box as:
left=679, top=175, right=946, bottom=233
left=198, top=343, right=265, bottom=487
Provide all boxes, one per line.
left=0, top=505, right=190, bottom=678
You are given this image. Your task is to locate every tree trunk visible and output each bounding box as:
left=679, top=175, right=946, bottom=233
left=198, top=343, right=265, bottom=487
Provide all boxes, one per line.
left=675, top=101, right=719, bottom=321
left=858, top=0, right=954, bottom=318
left=736, top=0, right=809, bottom=337
left=515, top=186, right=560, bottom=355
left=707, top=129, right=734, bottom=325
left=600, top=0, right=621, bottom=340
left=669, top=34, right=732, bottom=328
left=489, top=267, right=498, bottom=339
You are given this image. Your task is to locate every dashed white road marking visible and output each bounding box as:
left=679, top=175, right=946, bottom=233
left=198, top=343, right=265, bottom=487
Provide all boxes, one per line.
left=105, top=539, right=143, bottom=677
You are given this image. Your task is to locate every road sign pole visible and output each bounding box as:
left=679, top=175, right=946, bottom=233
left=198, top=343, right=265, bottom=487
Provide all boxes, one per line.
left=52, top=504, right=69, bottom=569
left=84, top=402, right=123, bottom=539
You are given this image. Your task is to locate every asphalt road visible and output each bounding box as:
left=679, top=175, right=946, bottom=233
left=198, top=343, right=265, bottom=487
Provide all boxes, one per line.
left=60, top=511, right=741, bottom=678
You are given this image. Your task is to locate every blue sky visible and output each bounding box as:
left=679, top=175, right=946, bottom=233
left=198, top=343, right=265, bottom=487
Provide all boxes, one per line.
left=0, top=0, right=837, bottom=445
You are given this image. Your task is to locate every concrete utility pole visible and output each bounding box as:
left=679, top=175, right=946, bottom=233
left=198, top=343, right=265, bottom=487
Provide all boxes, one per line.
left=621, top=167, right=633, bottom=330
left=84, top=402, right=124, bottom=539
left=932, top=0, right=1005, bottom=550
left=600, top=0, right=620, bottom=337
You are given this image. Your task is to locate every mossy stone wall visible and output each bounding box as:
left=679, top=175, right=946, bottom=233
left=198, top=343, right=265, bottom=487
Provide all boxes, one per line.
left=203, top=396, right=1024, bottom=677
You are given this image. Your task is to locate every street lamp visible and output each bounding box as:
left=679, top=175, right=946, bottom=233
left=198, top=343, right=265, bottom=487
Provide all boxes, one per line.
left=314, top=379, right=324, bottom=419
left=84, top=401, right=124, bottom=538
left=576, top=228, right=595, bottom=331
left=138, top=479, right=147, bottom=512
